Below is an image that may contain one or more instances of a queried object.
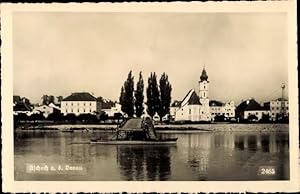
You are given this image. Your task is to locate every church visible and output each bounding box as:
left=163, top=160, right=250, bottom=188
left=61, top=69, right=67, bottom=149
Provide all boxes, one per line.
left=170, top=68, right=211, bottom=122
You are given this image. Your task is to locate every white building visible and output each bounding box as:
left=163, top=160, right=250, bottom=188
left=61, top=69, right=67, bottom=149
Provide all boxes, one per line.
left=236, top=99, right=269, bottom=121
left=209, top=100, right=235, bottom=120
left=269, top=98, right=289, bottom=121
left=223, top=101, right=235, bottom=118
left=170, top=101, right=181, bottom=120
left=171, top=68, right=211, bottom=122
left=32, top=103, right=61, bottom=118
left=61, top=92, right=101, bottom=116
left=103, top=103, right=122, bottom=117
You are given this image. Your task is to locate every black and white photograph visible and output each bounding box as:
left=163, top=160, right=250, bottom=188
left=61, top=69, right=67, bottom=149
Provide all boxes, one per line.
left=1, top=1, right=299, bottom=192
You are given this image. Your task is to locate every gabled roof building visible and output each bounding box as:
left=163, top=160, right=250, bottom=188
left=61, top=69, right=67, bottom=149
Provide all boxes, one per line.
left=210, top=100, right=235, bottom=120
left=236, top=98, right=269, bottom=121
left=61, top=92, right=101, bottom=116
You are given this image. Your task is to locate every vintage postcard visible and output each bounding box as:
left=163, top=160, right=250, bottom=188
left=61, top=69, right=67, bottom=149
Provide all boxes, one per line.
left=1, top=1, right=299, bottom=192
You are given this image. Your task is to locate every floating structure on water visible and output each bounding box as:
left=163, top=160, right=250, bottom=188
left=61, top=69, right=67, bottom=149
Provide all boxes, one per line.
left=90, top=117, right=177, bottom=145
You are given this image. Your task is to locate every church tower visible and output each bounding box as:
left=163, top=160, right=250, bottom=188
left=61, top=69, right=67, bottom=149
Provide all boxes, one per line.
left=199, top=67, right=209, bottom=103
left=199, top=67, right=210, bottom=121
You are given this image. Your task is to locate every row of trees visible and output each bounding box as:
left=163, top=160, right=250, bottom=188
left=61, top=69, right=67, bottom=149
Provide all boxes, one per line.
left=41, top=95, right=63, bottom=105
left=119, top=71, right=172, bottom=119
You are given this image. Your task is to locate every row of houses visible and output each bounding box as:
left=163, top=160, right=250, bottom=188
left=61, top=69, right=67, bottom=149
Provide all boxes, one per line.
left=236, top=98, right=288, bottom=122
left=14, top=69, right=288, bottom=122
left=169, top=68, right=288, bottom=122
left=13, top=92, right=122, bottom=118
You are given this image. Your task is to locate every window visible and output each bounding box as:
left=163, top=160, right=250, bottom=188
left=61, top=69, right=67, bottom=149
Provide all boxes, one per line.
left=71, top=103, right=73, bottom=106
left=77, top=109, right=79, bottom=112
left=78, top=103, right=79, bottom=106
left=204, top=85, right=206, bottom=89
left=84, top=109, right=85, bottom=112
left=71, top=109, right=73, bottom=112
left=90, top=102, right=92, bottom=106
left=204, top=92, right=205, bottom=97
left=256, top=112, right=258, bottom=115
left=189, top=109, right=191, bottom=114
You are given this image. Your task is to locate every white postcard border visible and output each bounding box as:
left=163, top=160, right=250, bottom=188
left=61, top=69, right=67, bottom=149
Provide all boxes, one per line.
left=1, top=1, right=299, bottom=192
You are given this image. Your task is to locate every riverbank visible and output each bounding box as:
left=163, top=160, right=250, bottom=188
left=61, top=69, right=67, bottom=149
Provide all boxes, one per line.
left=15, top=123, right=289, bottom=132
left=156, top=123, right=289, bottom=132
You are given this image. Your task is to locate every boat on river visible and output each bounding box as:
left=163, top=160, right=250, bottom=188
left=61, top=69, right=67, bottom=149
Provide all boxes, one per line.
left=90, top=117, right=177, bottom=145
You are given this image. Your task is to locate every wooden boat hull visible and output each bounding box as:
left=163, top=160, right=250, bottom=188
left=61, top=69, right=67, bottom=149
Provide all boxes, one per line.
left=90, top=138, right=177, bottom=145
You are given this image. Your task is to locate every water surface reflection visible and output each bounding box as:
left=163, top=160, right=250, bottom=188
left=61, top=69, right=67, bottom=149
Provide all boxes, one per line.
left=14, top=127, right=289, bottom=181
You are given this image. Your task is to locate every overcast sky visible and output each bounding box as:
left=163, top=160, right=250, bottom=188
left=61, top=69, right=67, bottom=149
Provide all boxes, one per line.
left=13, top=12, right=288, bottom=104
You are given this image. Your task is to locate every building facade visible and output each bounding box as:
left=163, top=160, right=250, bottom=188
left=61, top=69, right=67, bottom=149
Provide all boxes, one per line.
left=61, top=92, right=101, bottom=116
left=210, top=100, right=235, bottom=120
left=32, top=103, right=61, bottom=118
left=269, top=98, right=289, bottom=121
left=236, top=99, right=269, bottom=121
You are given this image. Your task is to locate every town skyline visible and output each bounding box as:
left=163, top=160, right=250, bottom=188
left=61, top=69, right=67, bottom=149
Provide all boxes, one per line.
left=13, top=12, right=288, bottom=104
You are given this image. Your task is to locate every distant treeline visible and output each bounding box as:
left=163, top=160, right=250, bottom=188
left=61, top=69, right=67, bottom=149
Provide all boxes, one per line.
left=14, top=112, right=123, bottom=125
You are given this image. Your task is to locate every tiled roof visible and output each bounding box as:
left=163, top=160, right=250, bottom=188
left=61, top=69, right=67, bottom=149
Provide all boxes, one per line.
left=13, top=103, right=32, bottom=111
left=181, top=89, right=193, bottom=105
left=236, top=99, right=265, bottom=112
left=275, top=97, right=288, bottom=101
left=13, top=96, right=21, bottom=103
left=62, top=92, right=96, bottom=101
left=187, top=91, right=201, bottom=105
left=209, top=100, right=224, bottom=106
left=180, top=89, right=202, bottom=107
left=96, top=97, right=115, bottom=109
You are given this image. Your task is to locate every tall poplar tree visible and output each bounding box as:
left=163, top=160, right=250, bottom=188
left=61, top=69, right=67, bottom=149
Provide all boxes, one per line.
left=146, top=72, right=160, bottom=117
left=119, top=86, right=126, bottom=113
left=119, top=71, right=134, bottom=117
left=135, top=72, right=144, bottom=117
left=159, top=73, right=172, bottom=119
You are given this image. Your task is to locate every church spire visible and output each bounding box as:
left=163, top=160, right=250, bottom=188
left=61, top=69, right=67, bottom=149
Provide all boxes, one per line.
left=200, top=67, right=208, bottom=82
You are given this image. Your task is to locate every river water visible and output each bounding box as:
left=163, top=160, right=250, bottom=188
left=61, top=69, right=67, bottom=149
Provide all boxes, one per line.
left=14, top=124, right=289, bottom=181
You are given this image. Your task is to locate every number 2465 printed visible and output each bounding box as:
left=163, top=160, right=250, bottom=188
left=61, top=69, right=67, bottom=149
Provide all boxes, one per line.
left=258, top=166, right=276, bottom=175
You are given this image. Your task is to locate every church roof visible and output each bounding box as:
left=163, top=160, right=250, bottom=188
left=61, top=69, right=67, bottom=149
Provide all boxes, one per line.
left=188, top=91, right=201, bottom=105
left=180, top=89, right=202, bottom=107
left=63, top=92, right=96, bottom=101
left=200, top=68, right=208, bottom=81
